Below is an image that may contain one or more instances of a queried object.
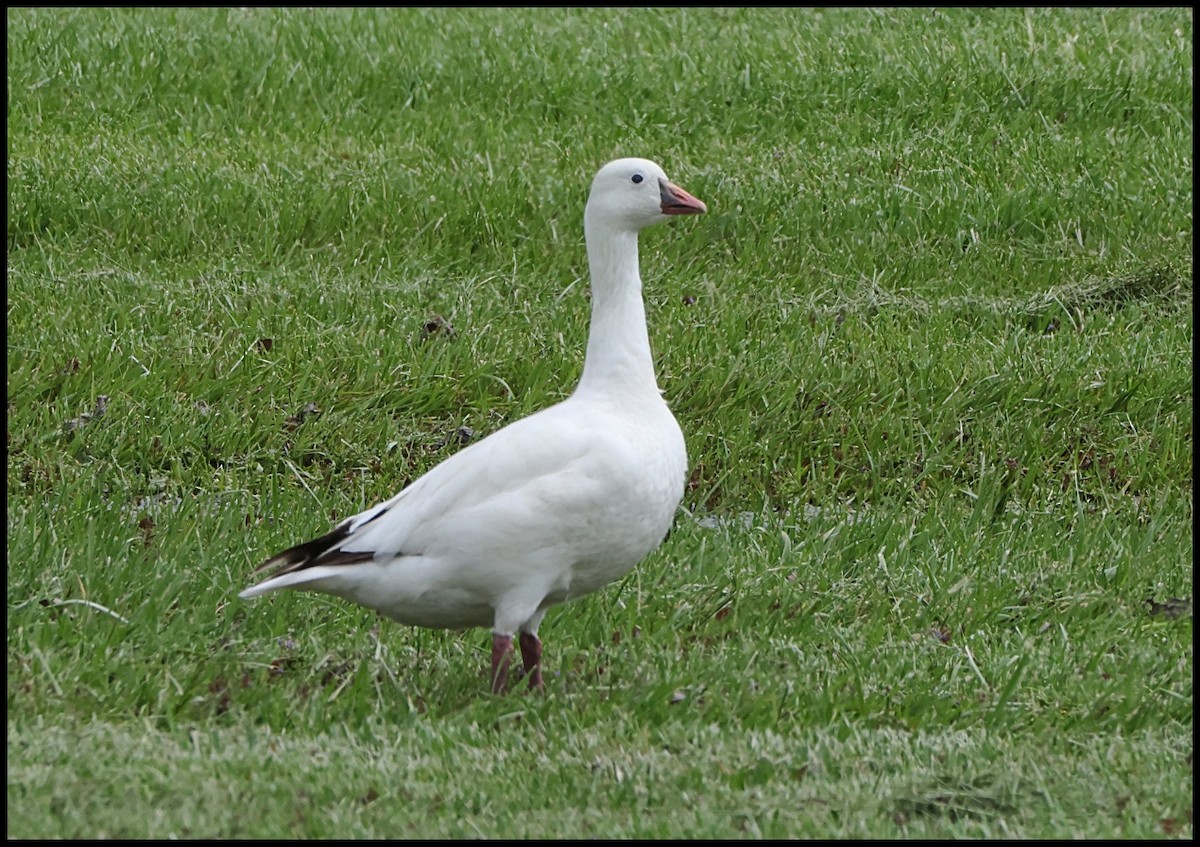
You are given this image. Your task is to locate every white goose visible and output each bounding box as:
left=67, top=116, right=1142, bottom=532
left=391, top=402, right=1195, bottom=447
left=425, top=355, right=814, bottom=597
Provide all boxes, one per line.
left=239, top=158, right=706, bottom=693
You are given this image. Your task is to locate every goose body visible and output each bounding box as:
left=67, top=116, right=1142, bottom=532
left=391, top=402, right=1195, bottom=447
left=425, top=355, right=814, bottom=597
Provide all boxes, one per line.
left=239, top=157, right=706, bottom=692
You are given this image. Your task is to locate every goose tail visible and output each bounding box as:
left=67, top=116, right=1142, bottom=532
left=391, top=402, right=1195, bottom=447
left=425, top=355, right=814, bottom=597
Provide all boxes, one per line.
left=239, top=522, right=374, bottom=599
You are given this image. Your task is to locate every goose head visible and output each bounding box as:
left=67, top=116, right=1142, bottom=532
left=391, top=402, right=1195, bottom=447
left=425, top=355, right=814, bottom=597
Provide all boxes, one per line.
left=584, top=157, right=707, bottom=234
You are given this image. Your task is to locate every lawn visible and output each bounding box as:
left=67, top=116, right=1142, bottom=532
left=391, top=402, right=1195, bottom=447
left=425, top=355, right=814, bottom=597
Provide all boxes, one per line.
left=6, top=7, right=1192, bottom=838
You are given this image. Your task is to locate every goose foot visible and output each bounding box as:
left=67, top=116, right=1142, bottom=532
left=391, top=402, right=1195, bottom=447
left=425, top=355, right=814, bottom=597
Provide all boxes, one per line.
left=519, top=631, right=544, bottom=692
left=491, top=633, right=513, bottom=694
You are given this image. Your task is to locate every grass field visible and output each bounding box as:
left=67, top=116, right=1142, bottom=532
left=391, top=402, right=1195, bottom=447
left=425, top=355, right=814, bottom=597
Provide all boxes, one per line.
left=6, top=7, right=1193, bottom=838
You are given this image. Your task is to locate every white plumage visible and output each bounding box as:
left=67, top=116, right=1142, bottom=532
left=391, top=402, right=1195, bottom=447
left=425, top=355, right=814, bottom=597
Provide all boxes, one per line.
left=239, top=157, right=706, bottom=692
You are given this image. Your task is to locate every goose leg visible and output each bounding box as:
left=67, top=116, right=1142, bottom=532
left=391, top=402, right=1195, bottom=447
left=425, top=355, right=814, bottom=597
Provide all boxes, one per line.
left=491, top=633, right=514, bottom=694
left=518, top=631, right=543, bottom=691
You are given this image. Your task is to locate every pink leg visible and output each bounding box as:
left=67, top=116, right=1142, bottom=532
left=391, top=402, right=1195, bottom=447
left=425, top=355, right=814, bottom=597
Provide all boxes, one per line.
left=491, top=633, right=513, bottom=694
left=518, top=631, right=543, bottom=691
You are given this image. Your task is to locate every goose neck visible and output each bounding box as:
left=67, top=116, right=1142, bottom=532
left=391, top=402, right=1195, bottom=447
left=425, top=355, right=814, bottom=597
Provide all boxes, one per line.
left=576, top=223, right=660, bottom=396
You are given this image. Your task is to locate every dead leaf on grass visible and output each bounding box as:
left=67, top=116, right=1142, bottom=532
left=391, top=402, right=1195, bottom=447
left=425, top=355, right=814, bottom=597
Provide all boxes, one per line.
left=138, top=515, right=155, bottom=547
left=63, top=395, right=109, bottom=433
left=434, top=426, right=475, bottom=449
left=420, top=313, right=455, bottom=340
left=284, top=402, right=321, bottom=431
left=1146, top=597, right=1192, bottom=619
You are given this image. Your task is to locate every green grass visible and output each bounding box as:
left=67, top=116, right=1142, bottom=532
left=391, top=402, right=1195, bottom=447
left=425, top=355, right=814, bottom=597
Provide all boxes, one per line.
left=6, top=7, right=1192, bottom=839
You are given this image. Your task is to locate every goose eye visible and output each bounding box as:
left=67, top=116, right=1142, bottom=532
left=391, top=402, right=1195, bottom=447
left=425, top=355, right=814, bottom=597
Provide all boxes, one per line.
left=631, top=174, right=644, bottom=184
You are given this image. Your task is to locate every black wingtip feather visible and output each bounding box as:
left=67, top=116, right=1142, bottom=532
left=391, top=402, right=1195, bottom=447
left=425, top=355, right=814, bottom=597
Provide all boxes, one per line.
left=253, top=522, right=373, bottom=577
